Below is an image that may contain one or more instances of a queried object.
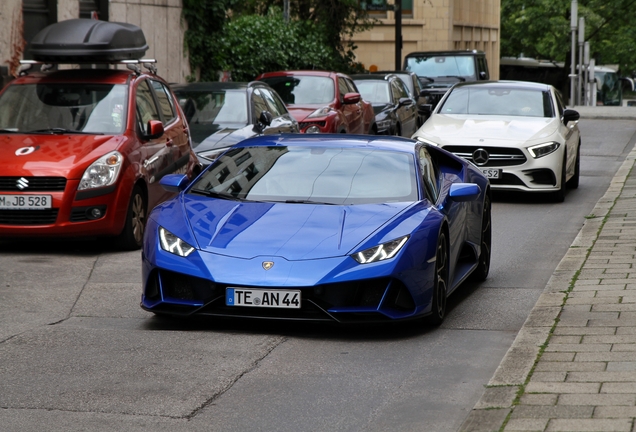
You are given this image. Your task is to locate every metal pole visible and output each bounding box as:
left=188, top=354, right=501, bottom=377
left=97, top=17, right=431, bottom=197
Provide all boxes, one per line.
left=583, top=41, right=590, bottom=105
left=577, top=17, right=585, bottom=106
left=284, top=0, right=290, bottom=23
left=569, top=1, right=577, bottom=107
left=395, top=0, right=402, bottom=70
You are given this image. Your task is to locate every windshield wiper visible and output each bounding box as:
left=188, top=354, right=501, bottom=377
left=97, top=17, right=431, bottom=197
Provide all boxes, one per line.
left=419, top=76, right=435, bottom=83
left=26, top=128, right=103, bottom=135
left=0, top=128, right=19, bottom=133
left=442, top=75, right=466, bottom=82
left=190, top=188, right=244, bottom=201
left=285, top=199, right=336, bottom=205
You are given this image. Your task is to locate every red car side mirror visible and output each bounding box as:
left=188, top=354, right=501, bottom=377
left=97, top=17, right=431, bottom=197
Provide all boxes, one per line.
left=146, top=120, right=164, bottom=139
left=343, top=92, right=361, bottom=104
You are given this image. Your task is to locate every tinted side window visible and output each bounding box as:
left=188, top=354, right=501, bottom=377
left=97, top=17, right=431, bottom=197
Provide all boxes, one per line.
left=418, top=147, right=440, bottom=203
left=150, top=80, right=176, bottom=124
left=338, top=77, right=348, bottom=101
left=478, top=57, right=490, bottom=80
left=260, top=88, right=284, bottom=117
left=252, top=89, right=270, bottom=121
left=136, top=80, right=160, bottom=133
left=554, top=90, right=565, bottom=116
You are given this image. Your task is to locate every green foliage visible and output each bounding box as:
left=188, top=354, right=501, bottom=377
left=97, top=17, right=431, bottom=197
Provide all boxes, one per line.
left=214, top=11, right=339, bottom=81
left=501, top=0, right=636, bottom=74
left=182, top=0, right=373, bottom=82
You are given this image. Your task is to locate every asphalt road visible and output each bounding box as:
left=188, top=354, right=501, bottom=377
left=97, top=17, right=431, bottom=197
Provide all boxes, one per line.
left=0, top=119, right=634, bottom=432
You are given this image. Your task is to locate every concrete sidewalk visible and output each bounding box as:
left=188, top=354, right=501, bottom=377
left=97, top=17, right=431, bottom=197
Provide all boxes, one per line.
left=459, top=106, right=636, bottom=432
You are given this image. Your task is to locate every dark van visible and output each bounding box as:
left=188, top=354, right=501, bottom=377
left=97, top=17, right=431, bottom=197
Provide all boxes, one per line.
left=403, top=50, right=490, bottom=113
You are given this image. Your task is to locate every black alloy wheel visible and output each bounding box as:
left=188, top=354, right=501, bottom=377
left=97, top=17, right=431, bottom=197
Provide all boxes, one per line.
left=469, top=194, right=491, bottom=282
left=566, top=143, right=580, bottom=189
left=552, top=151, right=567, bottom=203
left=115, top=185, right=147, bottom=250
left=425, top=231, right=449, bottom=326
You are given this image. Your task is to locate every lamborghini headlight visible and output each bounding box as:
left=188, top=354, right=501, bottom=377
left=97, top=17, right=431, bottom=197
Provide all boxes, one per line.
left=352, top=235, right=409, bottom=264
left=78, top=151, right=123, bottom=190
left=159, top=227, right=195, bottom=257
left=527, top=141, right=560, bottom=158
left=307, top=107, right=335, bottom=118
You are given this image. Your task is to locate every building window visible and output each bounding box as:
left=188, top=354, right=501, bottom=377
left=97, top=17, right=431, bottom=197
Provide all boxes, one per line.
left=361, top=0, right=387, bottom=18
left=360, top=1, right=412, bottom=19
left=80, top=0, right=109, bottom=21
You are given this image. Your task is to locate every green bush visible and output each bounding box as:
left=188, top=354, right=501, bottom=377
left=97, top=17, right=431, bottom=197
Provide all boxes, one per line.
left=214, top=11, right=347, bottom=81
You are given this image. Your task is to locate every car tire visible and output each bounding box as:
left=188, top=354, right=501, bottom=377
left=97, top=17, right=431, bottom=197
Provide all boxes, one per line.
left=469, top=193, right=491, bottom=282
left=552, top=152, right=567, bottom=203
left=566, top=143, right=580, bottom=189
left=368, top=124, right=377, bottom=135
left=115, top=185, right=147, bottom=250
left=425, top=230, right=449, bottom=326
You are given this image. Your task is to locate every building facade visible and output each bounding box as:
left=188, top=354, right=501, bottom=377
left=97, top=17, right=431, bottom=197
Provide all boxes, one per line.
left=354, top=0, right=500, bottom=79
left=1, top=0, right=190, bottom=88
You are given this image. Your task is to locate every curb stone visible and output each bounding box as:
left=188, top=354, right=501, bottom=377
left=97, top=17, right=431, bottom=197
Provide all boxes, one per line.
left=457, top=126, right=636, bottom=432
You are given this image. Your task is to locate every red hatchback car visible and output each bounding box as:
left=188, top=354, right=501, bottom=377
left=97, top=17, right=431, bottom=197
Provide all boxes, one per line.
left=256, top=70, right=376, bottom=134
left=0, top=19, right=200, bottom=249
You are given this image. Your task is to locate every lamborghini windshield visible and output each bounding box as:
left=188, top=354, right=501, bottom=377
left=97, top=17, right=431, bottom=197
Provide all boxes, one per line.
left=190, top=146, right=418, bottom=205
left=0, top=83, right=127, bottom=134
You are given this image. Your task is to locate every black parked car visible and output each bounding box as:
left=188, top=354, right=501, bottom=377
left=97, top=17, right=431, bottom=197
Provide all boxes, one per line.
left=375, top=70, right=428, bottom=126
left=172, top=81, right=299, bottom=165
left=350, top=74, right=419, bottom=137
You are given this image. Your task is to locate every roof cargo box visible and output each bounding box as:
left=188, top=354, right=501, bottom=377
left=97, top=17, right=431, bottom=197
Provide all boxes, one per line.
left=29, top=19, right=148, bottom=62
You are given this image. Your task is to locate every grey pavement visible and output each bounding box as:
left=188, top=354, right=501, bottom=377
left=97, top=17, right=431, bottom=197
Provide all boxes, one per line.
left=460, top=105, right=636, bottom=432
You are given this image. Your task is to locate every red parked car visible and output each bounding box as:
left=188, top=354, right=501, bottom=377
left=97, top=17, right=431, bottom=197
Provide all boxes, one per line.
left=0, top=19, right=201, bottom=249
left=256, top=70, right=376, bottom=134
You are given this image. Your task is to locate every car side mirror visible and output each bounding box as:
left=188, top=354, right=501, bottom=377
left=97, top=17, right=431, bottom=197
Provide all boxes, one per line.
left=160, top=174, right=189, bottom=193
left=399, top=97, right=414, bottom=107
left=449, top=183, right=481, bottom=202
left=146, top=120, right=164, bottom=139
left=343, top=92, right=361, bottom=104
left=253, top=110, right=273, bottom=134
left=563, top=108, right=580, bottom=124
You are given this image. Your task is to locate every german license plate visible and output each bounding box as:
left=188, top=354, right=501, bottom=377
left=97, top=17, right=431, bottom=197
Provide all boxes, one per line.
left=0, top=194, right=52, bottom=209
left=481, top=168, right=501, bottom=179
left=226, top=288, right=301, bottom=309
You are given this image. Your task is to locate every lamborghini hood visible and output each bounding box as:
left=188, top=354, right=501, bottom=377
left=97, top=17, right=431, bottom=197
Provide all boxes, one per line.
left=183, top=196, right=413, bottom=260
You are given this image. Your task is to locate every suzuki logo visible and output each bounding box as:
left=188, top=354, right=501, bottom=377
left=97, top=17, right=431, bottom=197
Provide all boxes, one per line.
left=16, top=177, right=29, bottom=190
left=472, top=148, right=489, bottom=166
left=15, top=146, right=39, bottom=156
left=262, top=261, right=274, bottom=271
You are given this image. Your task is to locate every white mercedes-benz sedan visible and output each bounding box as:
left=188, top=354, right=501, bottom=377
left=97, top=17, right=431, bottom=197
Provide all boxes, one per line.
left=412, top=81, right=581, bottom=202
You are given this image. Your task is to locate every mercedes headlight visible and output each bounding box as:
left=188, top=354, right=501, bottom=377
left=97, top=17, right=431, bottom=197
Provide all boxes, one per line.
left=528, top=142, right=560, bottom=158
left=352, top=235, right=409, bottom=264
left=78, top=151, right=123, bottom=190
left=307, top=107, right=334, bottom=118
left=159, top=227, right=195, bottom=257
left=414, top=136, right=440, bottom=146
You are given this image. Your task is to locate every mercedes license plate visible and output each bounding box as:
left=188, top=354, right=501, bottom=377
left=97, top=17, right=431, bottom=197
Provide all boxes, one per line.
left=0, top=194, right=52, bottom=209
left=481, top=168, right=501, bottom=179
left=226, top=288, right=301, bottom=309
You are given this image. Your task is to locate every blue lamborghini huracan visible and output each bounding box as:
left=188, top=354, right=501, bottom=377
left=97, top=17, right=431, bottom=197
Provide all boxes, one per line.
left=141, top=134, right=491, bottom=325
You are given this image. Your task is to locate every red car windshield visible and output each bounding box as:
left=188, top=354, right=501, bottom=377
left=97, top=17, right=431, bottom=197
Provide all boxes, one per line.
left=0, top=83, right=128, bottom=134
left=259, top=76, right=335, bottom=105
